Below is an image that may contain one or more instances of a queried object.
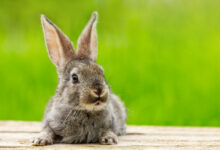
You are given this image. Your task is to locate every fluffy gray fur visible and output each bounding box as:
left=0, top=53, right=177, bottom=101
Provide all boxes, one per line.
left=32, top=12, right=126, bottom=146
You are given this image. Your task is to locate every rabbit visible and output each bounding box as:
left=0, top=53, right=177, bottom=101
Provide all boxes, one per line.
left=31, top=12, right=127, bottom=146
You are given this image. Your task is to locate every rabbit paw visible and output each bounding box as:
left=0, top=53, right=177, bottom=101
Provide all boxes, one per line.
left=100, top=131, right=118, bottom=145
left=31, top=134, right=53, bottom=146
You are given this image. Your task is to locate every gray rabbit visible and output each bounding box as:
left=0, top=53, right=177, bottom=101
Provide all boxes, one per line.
left=31, top=12, right=126, bottom=146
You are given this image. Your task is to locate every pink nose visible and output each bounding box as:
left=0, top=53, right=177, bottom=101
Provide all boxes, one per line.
left=91, top=88, right=107, bottom=98
left=94, top=88, right=102, bottom=96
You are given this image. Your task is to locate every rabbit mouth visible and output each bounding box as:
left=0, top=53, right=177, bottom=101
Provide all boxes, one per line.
left=94, top=101, right=101, bottom=106
left=80, top=98, right=107, bottom=111
left=94, top=98, right=105, bottom=106
left=79, top=91, right=108, bottom=111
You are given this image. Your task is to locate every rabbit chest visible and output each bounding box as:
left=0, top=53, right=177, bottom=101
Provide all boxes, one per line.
left=47, top=105, right=113, bottom=143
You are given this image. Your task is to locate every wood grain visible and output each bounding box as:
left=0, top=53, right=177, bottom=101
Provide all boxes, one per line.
left=0, top=121, right=220, bottom=149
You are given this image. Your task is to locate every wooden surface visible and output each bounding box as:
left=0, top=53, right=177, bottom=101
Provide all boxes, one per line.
left=0, top=121, right=220, bottom=149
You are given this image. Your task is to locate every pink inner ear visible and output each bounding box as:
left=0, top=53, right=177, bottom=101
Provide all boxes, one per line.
left=89, top=24, right=98, bottom=60
left=45, top=26, right=62, bottom=66
left=77, top=31, right=92, bottom=58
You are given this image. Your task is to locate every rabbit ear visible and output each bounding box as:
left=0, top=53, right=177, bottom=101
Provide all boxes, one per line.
left=41, top=15, right=76, bottom=67
left=77, top=12, right=98, bottom=61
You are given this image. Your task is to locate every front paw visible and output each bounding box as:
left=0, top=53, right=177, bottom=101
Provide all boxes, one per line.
left=100, top=132, right=118, bottom=145
left=31, top=135, right=53, bottom=146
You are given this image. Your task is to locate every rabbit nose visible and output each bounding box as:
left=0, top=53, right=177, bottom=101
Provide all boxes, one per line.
left=91, top=88, right=107, bottom=98
left=95, top=88, right=102, bottom=96
left=91, top=88, right=102, bottom=97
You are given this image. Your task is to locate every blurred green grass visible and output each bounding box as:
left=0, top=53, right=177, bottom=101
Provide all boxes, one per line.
left=0, top=0, right=220, bottom=126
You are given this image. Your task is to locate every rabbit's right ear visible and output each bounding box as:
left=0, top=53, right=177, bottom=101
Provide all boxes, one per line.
left=41, top=15, right=76, bottom=67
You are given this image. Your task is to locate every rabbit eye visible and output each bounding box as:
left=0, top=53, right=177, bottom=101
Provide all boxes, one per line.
left=72, top=74, right=78, bottom=83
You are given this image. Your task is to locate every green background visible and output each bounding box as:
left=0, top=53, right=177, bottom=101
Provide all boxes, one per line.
left=0, top=0, right=220, bottom=126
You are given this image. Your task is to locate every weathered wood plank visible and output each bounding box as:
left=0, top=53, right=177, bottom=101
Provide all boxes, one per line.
left=0, top=121, right=220, bottom=149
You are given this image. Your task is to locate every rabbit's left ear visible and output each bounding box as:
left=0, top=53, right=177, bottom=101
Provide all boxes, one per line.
left=77, top=12, right=98, bottom=61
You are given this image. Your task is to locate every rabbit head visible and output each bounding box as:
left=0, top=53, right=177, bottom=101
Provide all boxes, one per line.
left=41, top=12, right=109, bottom=111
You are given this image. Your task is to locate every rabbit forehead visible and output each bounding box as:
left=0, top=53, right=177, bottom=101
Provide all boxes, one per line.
left=68, top=59, right=104, bottom=76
